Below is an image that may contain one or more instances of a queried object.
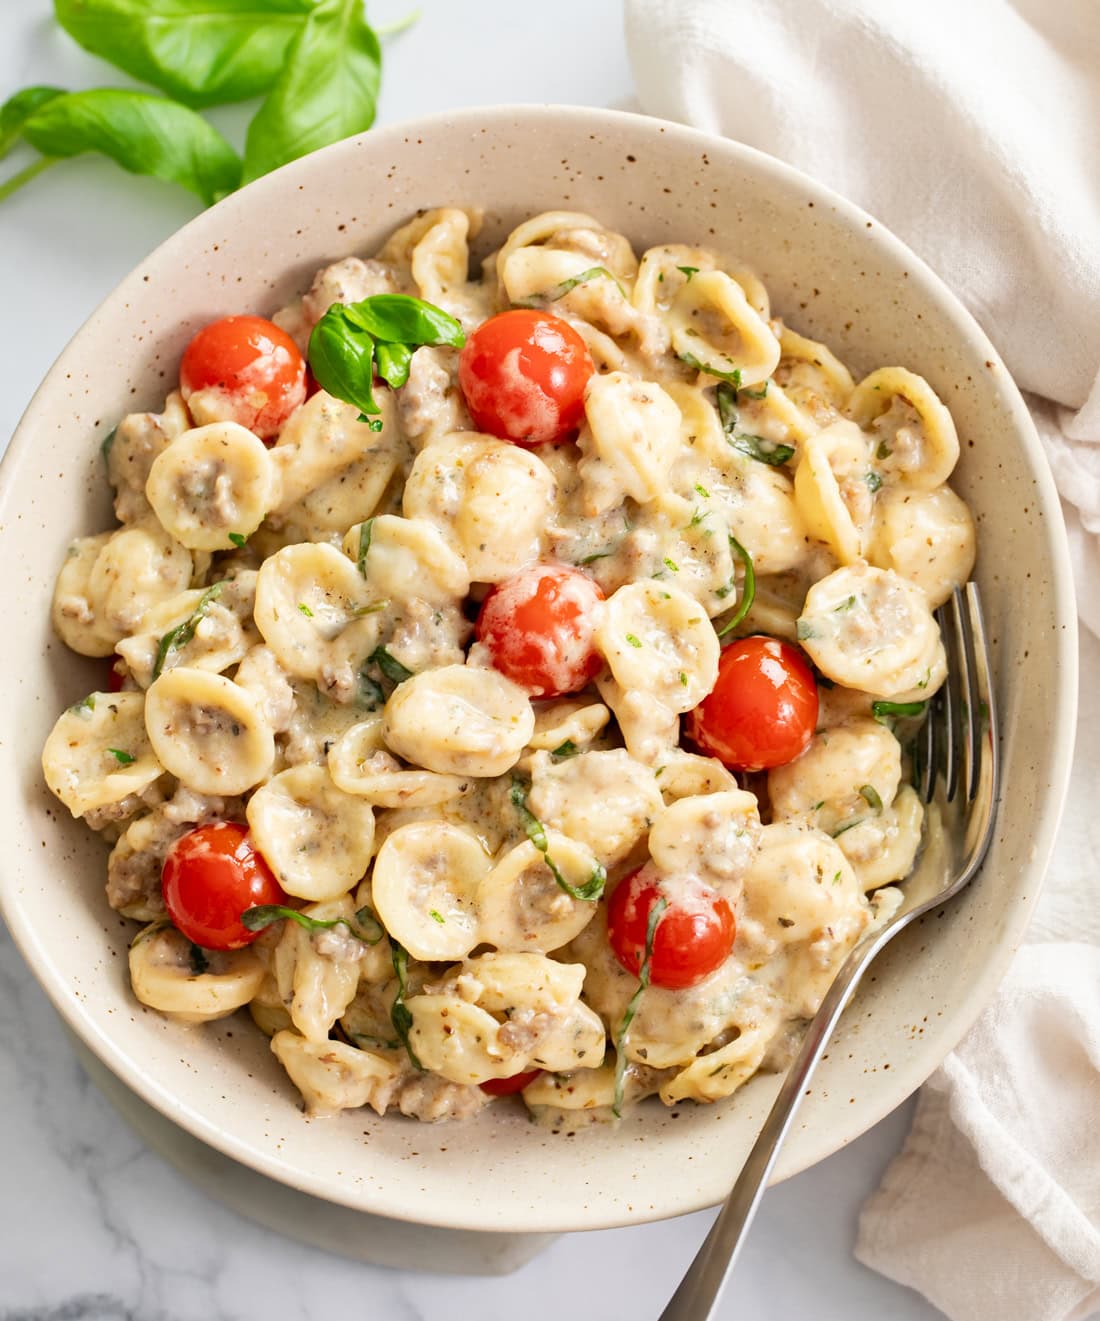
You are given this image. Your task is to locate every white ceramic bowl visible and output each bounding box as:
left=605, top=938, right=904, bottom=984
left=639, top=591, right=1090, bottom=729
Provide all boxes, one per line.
left=0, top=105, right=1077, bottom=1234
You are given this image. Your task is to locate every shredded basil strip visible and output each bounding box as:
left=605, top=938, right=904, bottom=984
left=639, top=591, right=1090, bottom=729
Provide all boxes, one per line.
left=579, top=546, right=616, bottom=565
left=241, top=903, right=384, bottom=945
left=509, top=780, right=606, bottom=902
left=740, top=382, right=769, bottom=400
left=356, top=517, right=374, bottom=577
left=612, top=895, right=669, bottom=1118
left=676, top=265, right=699, bottom=280
left=152, top=581, right=224, bottom=679
left=516, top=265, right=623, bottom=308
left=107, top=748, right=135, bottom=765
left=859, top=784, right=884, bottom=812
left=369, top=645, right=413, bottom=685
left=390, top=942, right=423, bottom=1071
left=831, top=818, right=866, bottom=838
left=872, top=699, right=928, bottom=722
left=716, top=381, right=793, bottom=464
left=188, top=943, right=210, bottom=976
left=550, top=740, right=580, bottom=759
left=357, top=667, right=385, bottom=710
left=228, top=532, right=247, bottom=548
left=679, top=351, right=742, bottom=388
left=716, top=537, right=756, bottom=638
left=100, top=425, right=117, bottom=463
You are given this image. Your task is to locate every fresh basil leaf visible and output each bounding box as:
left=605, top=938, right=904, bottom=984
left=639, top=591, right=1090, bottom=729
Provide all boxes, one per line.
left=613, top=894, right=668, bottom=1118
left=345, top=294, right=465, bottom=349
left=241, top=903, right=384, bottom=944
left=716, top=536, right=756, bottom=638
left=550, top=740, right=579, bottom=759
left=22, top=90, right=241, bottom=205
left=369, top=645, right=413, bottom=685
left=510, top=779, right=605, bottom=902
left=0, top=86, right=64, bottom=160
left=680, top=351, right=742, bottom=387
left=374, top=340, right=414, bottom=390
left=228, top=532, right=247, bottom=548
left=716, top=380, right=739, bottom=431
left=152, top=581, right=224, bottom=679
left=355, top=518, right=374, bottom=577
left=53, top=0, right=317, bottom=108
left=872, top=699, right=928, bottom=723
left=730, top=433, right=795, bottom=466
left=390, top=942, right=423, bottom=1070
left=676, top=265, right=698, bottom=280
left=241, top=0, right=381, bottom=184
left=515, top=265, right=623, bottom=308
left=308, top=304, right=380, bottom=418
left=107, top=748, right=135, bottom=765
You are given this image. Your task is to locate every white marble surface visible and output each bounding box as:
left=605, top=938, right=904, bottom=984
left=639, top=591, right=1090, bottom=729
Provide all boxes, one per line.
left=0, top=3, right=946, bottom=1317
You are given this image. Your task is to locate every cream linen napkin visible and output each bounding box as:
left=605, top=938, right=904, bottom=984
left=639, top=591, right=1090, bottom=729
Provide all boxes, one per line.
left=625, top=1, right=1100, bottom=1316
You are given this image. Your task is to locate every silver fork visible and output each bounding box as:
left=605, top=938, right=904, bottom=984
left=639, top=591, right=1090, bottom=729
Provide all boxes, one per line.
left=660, top=582, right=1000, bottom=1321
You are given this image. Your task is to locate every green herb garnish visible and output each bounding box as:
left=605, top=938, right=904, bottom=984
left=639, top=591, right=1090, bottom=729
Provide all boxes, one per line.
left=241, top=903, right=385, bottom=944
left=662, top=557, right=679, bottom=573
left=297, top=602, right=313, bottom=617
left=107, top=748, right=135, bottom=765
left=625, top=633, right=643, bottom=649
left=740, top=382, right=770, bottom=400
left=716, top=382, right=793, bottom=464
left=100, top=425, right=117, bottom=463
left=876, top=439, right=892, bottom=459
left=865, top=471, right=883, bottom=493
left=390, top=942, right=423, bottom=1070
left=551, top=740, right=580, bottom=759
left=152, top=582, right=224, bottom=680
left=612, top=895, right=668, bottom=1118
left=693, top=482, right=711, bottom=498
left=188, top=943, right=210, bottom=976
left=859, top=784, right=883, bottom=812
left=356, top=517, right=374, bottom=577
left=428, top=909, right=445, bottom=925
left=834, top=595, right=857, bottom=613
left=369, top=645, right=413, bottom=685
left=676, top=265, right=699, bottom=280
left=69, top=694, right=96, bottom=716
left=308, top=294, right=465, bottom=422
left=872, top=699, right=927, bottom=723
left=510, top=780, right=606, bottom=901
left=679, top=351, right=742, bottom=388
left=715, top=536, right=755, bottom=638
left=227, top=532, right=247, bottom=548
left=831, top=818, right=866, bottom=838
left=516, top=265, right=624, bottom=308
left=796, top=619, right=817, bottom=641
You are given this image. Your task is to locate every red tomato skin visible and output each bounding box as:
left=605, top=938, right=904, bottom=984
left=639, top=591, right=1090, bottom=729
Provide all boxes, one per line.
left=106, top=657, right=126, bottom=692
left=475, top=564, right=605, bottom=698
left=607, top=867, right=736, bottom=991
left=179, top=315, right=306, bottom=440
left=162, top=822, right=286, bottom=951
left=480, top=1069, right=543, bottom=1096
left=458, top=309, right=595, bottom=445
left=687, top=636, right=818, bottom=772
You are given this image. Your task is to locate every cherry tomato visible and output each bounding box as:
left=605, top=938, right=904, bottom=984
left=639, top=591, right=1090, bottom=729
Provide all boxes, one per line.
left=607, top=866, right=735, bottom=990
left=480, top=1069, right=542, bottom=1096
left=475, top=563, right=605, bottom=698
left=106, top=656, right=126, bottom=692
left=458, top=309, right=594, bottom=445
left=686, top=635, right=818, bottom=772
left=180, top=314, right=306, bottom=439
left=162, top=822, right=286, bottom=951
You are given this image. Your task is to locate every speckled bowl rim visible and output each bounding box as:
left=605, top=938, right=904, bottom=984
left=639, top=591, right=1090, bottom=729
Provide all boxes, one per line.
left=0, top=104, right=1078, bottom=1231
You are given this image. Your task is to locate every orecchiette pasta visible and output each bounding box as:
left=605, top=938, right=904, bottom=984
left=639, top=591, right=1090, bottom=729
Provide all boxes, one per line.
left=44, top=206, right=978, bottom=1128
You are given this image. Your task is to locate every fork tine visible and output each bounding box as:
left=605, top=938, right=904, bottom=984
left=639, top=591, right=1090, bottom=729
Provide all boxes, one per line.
left=938, top=598, right=960, bottom=803
left=916, top=685, right=936, bottom=803
left=951, top=587, right=980, bottom=802
left=963, top=582, right=997, bottom=804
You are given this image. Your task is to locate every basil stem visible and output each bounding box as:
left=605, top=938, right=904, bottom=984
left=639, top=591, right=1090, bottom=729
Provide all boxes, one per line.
left=716, top=537, right=756, bottom=638
left=241, top=904, right=384, bottom=945
left=390, top=942, right=423, bottom=1071
left=612, top=895, right=668, bottom=1118
left=509, top=780, right=606, bottom=902
left=859, top=784, right=883, bottom=812
left=152, top=582, right=224, bottom=679
left=515, top=265, right=624, bottom=308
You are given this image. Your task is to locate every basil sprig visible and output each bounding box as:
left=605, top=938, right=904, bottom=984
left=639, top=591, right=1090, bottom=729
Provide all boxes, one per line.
left=510, top=780, right=606, bottom=902
left=716, top=382, right=794, bottom=466
left=308, top=294, right=465, bottom=423
left=390, top=942, right=423, bottom=1071
left=241, top=903, right=384, bottom=944
left=152, top=581, right=224, bottom=679
left=612, top=895, right=668, bottom=1118
left=715, top=536, right=756, bottom=638
left=515, top=265, right=624, bottom=309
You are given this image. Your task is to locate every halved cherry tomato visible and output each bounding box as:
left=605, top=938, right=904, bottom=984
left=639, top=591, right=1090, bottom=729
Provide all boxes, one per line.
left=162, top=821, right=286, bottom=951
left=607, top=865, right=735, bottom=990
left=475, top=563, right=605, bottom=698
left=458, top=309, right=594, bottom=445
left=180, top=314, right=306, bottom=439
left=106, top=656, right=126, bottom=692
left=686, top=635, right=818, bottom=772
left=480, top=1069, right=542, bottom=1096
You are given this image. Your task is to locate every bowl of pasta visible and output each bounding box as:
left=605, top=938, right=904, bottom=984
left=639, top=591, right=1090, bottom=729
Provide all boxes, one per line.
left=0, top=104, right=1076, bottom=1236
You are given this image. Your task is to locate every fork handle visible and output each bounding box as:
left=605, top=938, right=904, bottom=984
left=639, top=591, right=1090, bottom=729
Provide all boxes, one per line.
left=659, top=924, right=895, bottom=1321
